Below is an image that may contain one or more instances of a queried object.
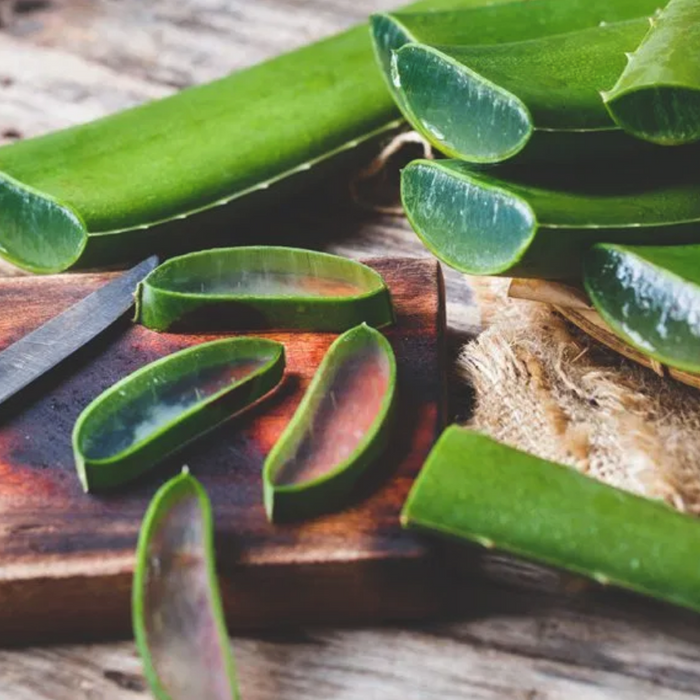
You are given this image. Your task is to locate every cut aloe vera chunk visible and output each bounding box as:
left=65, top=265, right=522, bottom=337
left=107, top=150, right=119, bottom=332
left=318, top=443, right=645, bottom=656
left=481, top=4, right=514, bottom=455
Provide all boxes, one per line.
left=133, top=471, right=239, bottom=700
left=73, top=338, right=284, bottom=491
left=401, top=159, right=700, bottom=280
left=372, top=0, right=659, bottom=113
left=0, top=0, right=505, bottom=274
left=604, top=0, right=700, bottom=145
left=392, top=19, right=651, bottom=163
left=135, top=247, right=394, bottom=332
left=263, top=324, right=396, bottom=522
left=585, top=243, right=700, bottom=374
left=403, top=426, right=700, bottom=613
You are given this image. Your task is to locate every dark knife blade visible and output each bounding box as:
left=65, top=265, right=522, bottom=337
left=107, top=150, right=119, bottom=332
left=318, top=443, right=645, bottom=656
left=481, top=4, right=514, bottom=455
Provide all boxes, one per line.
left=0, top=256, right=158, bottom=408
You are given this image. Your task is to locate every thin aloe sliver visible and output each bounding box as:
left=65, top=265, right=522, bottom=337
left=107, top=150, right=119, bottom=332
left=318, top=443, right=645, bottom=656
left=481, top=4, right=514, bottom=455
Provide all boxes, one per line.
left=73, top=337, right=284, bottom=492
left=133, top=471, right=240, bottom=700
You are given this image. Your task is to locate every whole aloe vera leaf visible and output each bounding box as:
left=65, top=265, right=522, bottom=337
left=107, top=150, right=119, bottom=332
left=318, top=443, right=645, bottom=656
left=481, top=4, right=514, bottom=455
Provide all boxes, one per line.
left=133, top=471, right=239, bottom=700
left=585, top=243, right=700, bottom=374
left=135, top=246, right=394, bottom=333
left=604, top=0, right=700, bottom=145
left=371, top=0, right=661, bottom=113
left=403, top=426, right=700, bottom=614
left=263, top=324, right=396, bottom=522
left=0, top=0, right=502, bottom=275
left=401, top=158, right=700, bottom=280
left=393, top=19, right=652, bottom=163
left=73, top=338, right=284, bottom=492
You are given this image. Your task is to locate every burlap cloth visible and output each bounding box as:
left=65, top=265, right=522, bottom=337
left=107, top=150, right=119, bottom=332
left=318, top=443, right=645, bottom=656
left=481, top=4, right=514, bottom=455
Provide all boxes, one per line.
left=461, top=277, right=700, bottom=514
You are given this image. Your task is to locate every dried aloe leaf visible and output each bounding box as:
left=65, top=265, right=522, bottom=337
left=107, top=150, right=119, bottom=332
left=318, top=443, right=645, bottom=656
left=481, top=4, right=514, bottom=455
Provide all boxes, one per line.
left=133, top=471, right=239, bottom=700
left=372, top=0, right=660, bottom=115
left=73, top=338, right=284, bottom=492
left=263, top=324, right=396, bottom=522
left=401, top=158, right=700, bottom=280
left=391, top=19, right=652, bottom=163
left=585, top=243, right=700, bottom=374
left=403, top=426, right=700, bottom=613
left=135, top=246, right=394, bottom=333
left=604, top=0, right=700, bottom=145
left=0, top=0, right=498, bottom=275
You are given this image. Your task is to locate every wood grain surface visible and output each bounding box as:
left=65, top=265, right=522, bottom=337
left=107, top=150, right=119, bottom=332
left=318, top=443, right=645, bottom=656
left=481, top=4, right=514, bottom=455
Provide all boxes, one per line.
left=2, top=1, right=700, bottom=699
left=0, top=258, right=446, bottom=643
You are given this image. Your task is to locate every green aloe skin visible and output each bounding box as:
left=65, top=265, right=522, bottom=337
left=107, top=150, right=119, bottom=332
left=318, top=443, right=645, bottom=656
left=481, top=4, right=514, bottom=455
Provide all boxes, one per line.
left=263, top=324, right=396, bottom=522
left=133, top=471, right=240, bottom=700
left=585, top=243, right=700, bottom=374
left=391, top=19, right=653, bottom=163
left=73, top=338, right=285, bottom=492
left=604, top=0, right=700, bottom=145
left=0, top=0, right=508, bottom=275
left=401, top=159, right=700, bottom=280
left=403, top=426, right=700, bottom=614
left=371, top=0, right=661, bottom=125
left=135, top=246, right=394, bottom=333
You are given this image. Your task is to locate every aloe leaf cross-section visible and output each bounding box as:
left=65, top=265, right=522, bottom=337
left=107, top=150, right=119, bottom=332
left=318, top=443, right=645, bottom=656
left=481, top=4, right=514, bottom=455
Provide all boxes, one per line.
left=135, top=247, right=394, bottom=333
left=403, top=426, right=700, bottom=614
left=133, top=471, right=240, bottom=700
left=263, top=324, right=396, bottom=522
left=585, top=243, right=700, bottom=375
left=603, top=0, right=700, bottom=145
left=73, top=337, right=285, bottom=492
left=401, top=159, right=700, bottom=280
left=371, top=0, right=660, bottom=115
left=0, top=0, right=504, bottom=274
left=392, top=19, right=652, bottom=163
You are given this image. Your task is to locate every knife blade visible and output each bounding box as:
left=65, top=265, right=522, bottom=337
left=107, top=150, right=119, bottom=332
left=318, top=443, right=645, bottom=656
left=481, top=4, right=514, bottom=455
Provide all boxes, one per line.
left=0, top=256, right=158, bottom=408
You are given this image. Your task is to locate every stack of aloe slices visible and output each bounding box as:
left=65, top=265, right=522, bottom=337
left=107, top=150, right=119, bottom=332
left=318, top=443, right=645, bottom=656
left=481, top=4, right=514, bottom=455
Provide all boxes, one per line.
left=372, top=0, right=700, bottom=375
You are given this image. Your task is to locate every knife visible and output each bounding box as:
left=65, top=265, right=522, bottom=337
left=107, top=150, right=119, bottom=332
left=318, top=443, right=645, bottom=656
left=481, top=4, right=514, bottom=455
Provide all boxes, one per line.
left=0, top=256, right=158, bottom=408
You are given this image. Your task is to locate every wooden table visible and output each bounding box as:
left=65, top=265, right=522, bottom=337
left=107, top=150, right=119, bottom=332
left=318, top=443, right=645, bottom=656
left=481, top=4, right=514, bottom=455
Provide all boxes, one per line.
left=2, top=2, right=700, bottom=698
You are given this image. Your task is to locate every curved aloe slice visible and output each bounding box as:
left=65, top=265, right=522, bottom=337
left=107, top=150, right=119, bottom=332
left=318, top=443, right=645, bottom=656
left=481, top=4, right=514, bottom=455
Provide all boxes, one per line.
left=403, top=426, right=700, bottom=613
left=133, top=471, right=239, bottom=700
left=604, top=0, right=700, bottom=145
left=584, top=243, right=700, bottom=374
left=135, top=246, right=394, bottom=333
left=372, top=0, right=659, bottom=112
left=0, top=0, right=486, bottom=274
left=263, top=324, right=396, bottom=522
left=401, top=159, right=700, bottom=280
left=73, top=338, right=284, bottom=492
left=392, top=19, right=650, bottom=163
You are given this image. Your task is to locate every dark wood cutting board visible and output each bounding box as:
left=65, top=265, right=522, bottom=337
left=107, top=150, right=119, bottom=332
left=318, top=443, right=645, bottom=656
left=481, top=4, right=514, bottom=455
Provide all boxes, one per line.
left=0, top=258, right=446, bottom=644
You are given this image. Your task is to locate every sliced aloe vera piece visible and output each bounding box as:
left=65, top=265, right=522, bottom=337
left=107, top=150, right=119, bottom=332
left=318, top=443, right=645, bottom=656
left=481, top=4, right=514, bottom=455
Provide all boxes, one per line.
left=584, top=243, right=700, bottom=374
left=403, top=426, right=700, bottom=613
left=73, top=338, right=284, bottom=492
left=0, top=0, right=502, bottom=274
left=263, top=324, right=396, bottom=522
left=604, top=0, right=700, bottom=145
left=133, top=471, right=239, bottom=700
left=372, top=0, right=659, bottom=112
left=135, top=246, right=394, bottom=333
left=401, top=159, right=700, bottom=280
left=392, top=19, right=651, bottom=163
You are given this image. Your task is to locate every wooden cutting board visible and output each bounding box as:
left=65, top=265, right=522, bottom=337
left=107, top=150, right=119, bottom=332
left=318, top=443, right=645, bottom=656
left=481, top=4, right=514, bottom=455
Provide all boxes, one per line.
left=0, top=258, right=446, bottom=644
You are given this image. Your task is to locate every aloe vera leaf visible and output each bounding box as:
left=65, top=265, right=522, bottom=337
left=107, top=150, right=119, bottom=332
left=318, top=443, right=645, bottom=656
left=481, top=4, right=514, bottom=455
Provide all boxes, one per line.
left=135, top=246, right=394, bottom=333
left=401, top=158, right=700, bottom=280
left=584, top=243, right=700, bottom=374
left=372, top=0, right=660, bottom=113
left=403, top=426, right=700, bottom=613
left=133, top=471, right=239, bottom=700
left=0, top=0, right=503, bottom=275
left=603, top=0, right=700, bottom=145
left=392, top=19, right=652, bottom=163
left=73, top=338, right=284, bottom=492
left=263, top=324, right=396, bottom=522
